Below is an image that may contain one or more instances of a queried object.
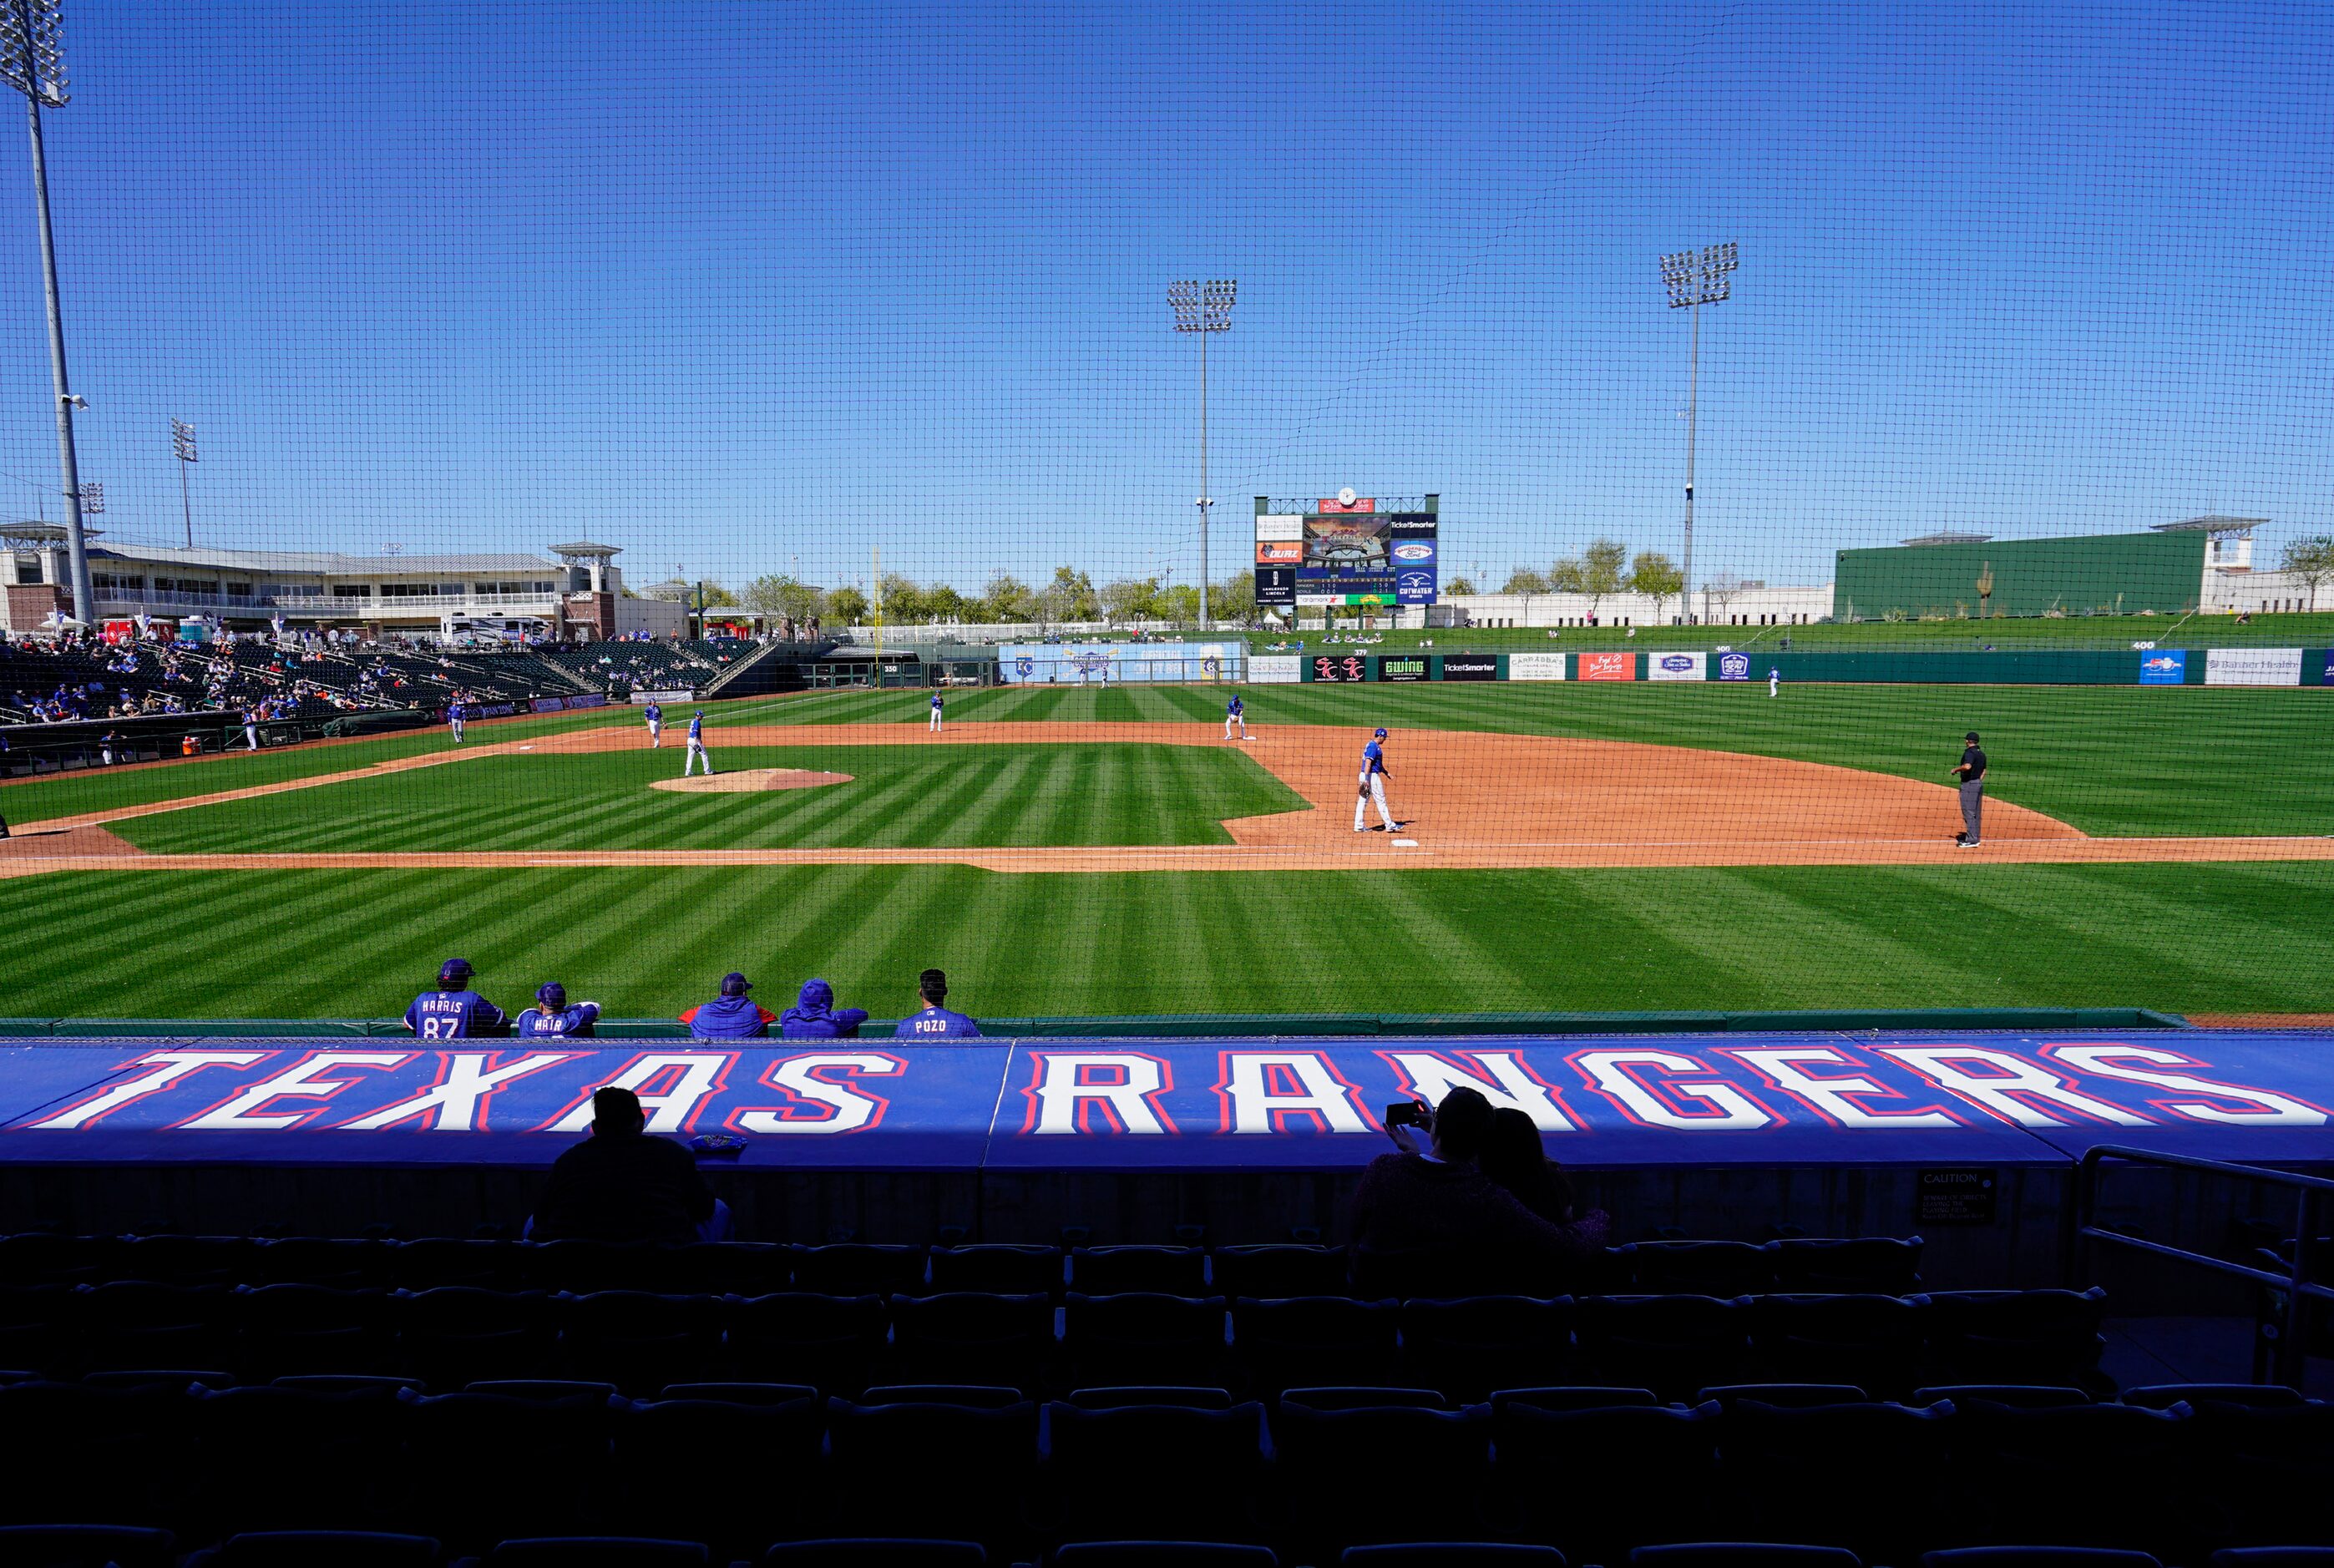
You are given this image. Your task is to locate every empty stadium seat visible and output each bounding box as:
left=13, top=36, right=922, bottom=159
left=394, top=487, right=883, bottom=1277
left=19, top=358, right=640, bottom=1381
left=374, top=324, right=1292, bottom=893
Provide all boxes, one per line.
left=1716, top=1399, right=1951, bottom=1562
left=1633, top=1548, right=1861, bottom=1568
left=397, top=1289, right=557, bottom=1388
left=408, top=1391, right=617, bottom=1550
left=1575, top=1296, right=1749, bottom=1399
left=1061, top=1292, right=1228, bottom=1390
left=1345, top=1550, right=1566, bottom=1568
left=613, top=1392, right=823, bottom=1556
left=0, top=1524, right=178, bottom=1568
left=887, top=1292, right=1053, bottom=1388
left=1068, top=1247, right=1210, bottom=1296
left=787, top=1244, right=928, bottom=1296
left=1747, top=1294, right=1925, bottom=1395
left=1230, top=1297, right=1399, bottom=1396
left=825, top=1396, right=1038, bottom=1555
left=1488, top=1386, right=1661, bottom=1413
left=1951, top=1404, right=2193, bottom=1554
left=1064, top=1385, right=1236, bottom=1409
left=1916, top=1289, right=2108, bottom=1390
left=1770, top=1238, right=1923, bottom=1295
left=2119, top=1383, right=2309, bottom=1409
left=1922, top=1551, right=2162, bottom=1568
left=1274, top=1403, right=1490, bottom=1559
left=235, top=1283, right=397, bottom=1379
left=1043, top=1401, right=1268, bottom=1543
left=1209, top=1246, right=1349, bottom=1298
left=478, top=1540, right=710, bottom=1567
left=1695, top=1383, right=1869, bottom=1410
left=762, top=1543, right=988, bottom=1568
left=1054, top=1547, right=1277, bottom=1568
left=1490, top=1401, right=1721, bottom=1561
left=1617, top=1242, right=1775, bottom=1297
left=1397, top=1296, right=1574, bottom=1401
left=725, top=1293, right=888, bottom=1396
left=555, top=1291, right=721, bottom=1393
left=188, top=1530, right=445, bottom=1567
left=929, top=1245, right=1063, bottom=1295
left=1911, top=1385, right=2090, bottom=1409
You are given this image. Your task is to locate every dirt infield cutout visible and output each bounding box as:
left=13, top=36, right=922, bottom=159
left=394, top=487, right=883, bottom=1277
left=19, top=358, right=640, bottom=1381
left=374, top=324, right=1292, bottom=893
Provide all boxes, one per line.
left=648, top=767, right=853, bottom=794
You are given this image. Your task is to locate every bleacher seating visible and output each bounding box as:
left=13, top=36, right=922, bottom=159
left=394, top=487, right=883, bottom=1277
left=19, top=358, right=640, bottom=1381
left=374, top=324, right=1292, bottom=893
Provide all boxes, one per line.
left=0, top=1231, right=2317, bottom=1564
left=534, top=638, right=759, bottom=695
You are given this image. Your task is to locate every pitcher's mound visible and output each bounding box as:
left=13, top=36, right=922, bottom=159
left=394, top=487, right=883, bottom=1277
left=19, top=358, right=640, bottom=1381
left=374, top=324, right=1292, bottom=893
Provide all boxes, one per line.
left=651, top=768, right=853, bottom=795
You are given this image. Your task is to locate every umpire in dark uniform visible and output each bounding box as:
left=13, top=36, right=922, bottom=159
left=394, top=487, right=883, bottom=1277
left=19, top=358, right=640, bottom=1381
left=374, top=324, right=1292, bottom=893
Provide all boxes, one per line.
left=1950, top=731, right=1987, bottom=847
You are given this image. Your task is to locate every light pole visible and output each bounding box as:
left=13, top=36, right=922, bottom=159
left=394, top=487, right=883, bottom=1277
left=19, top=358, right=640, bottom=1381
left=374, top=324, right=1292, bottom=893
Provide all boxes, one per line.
left=1660, top=241, right=1736, bottom=624
left=1170, top=278, right=1236, bottom=630
left=0, top=0, right=90, bottom=625
left=171, top=418, right=197, bottom=547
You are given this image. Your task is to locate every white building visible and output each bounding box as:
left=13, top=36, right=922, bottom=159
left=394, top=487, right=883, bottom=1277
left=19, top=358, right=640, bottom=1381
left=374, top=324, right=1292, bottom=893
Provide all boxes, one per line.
left=1443, top=579, right=1832, bottom=630
left=0, top=529, right=685, bottom=639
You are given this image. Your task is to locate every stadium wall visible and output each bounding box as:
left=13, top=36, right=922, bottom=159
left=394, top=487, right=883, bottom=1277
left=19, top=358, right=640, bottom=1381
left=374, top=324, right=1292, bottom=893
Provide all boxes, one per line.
left=1271, top=647, right=2333, bottom=685
left=1833, top=532, right=2208, bottom=620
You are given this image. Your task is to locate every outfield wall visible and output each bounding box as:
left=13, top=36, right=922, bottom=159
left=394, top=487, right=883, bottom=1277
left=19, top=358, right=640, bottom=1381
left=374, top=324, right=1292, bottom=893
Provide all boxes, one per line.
left=1276, top=647, right=2334, bottom=686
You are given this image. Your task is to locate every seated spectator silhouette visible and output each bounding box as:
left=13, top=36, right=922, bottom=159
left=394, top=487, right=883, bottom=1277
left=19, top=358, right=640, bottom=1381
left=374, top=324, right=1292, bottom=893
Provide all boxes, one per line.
left=1351, top=1086, right=1608, bottom=1266
left=681, top=971, right=777, bottom=1039
left=529, top=1085, right=730, bottom=1244
left=899, top=967, right=981, bottom=1039
left=403, top=958, right=509, bottom=1039
left=781, top=977, right=868, bottom=1039
left=1482, top=1105, right=1600, bottom=1230
left=516, top=981, right=600, bottom=1039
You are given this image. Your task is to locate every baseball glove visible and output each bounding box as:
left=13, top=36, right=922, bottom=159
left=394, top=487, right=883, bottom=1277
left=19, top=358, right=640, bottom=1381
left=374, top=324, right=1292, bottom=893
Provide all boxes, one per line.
left=1357, top=782, right=1369, bottom=799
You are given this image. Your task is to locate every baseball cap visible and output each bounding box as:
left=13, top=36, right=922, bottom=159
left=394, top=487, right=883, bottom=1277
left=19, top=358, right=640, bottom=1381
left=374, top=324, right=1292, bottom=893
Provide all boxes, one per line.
left=537, top=981, right=566, bottom=1008
left=439, top=958, right=473, bottom=987
left=1966, top=731, right=1981, bottom=742
left=721, top=971, right=752, bottom=997
left=1374, top=726, right=1389, bottom=738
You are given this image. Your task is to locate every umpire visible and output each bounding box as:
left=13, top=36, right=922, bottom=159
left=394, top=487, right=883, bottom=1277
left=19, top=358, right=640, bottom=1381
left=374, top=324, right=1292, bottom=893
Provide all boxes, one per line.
left=1950, top=730, right=1987, bottom=847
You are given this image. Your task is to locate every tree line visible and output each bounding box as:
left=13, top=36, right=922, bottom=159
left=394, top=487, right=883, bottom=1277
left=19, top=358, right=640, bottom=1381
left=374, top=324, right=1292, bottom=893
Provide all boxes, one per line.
left=662, top=567, right=1268, bottom=627
left=1495, top=538, right=1687, bottom=620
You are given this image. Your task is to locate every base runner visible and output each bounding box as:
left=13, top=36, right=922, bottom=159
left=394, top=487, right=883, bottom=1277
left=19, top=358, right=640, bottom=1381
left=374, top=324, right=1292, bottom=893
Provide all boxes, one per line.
left=1354, top=726, right=1397, bottom=832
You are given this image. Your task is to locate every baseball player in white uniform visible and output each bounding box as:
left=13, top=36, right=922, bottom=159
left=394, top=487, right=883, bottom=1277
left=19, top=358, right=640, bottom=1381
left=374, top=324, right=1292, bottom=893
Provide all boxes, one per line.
left=1224, top=693, right=1247, bottom=741
left=929, top=690, right=944, bottom=732
left=683, top=710, right=714, bottom=776
left=1769, top=667, right=1780, bottom=698
left=1354, top=726, right=1396, bottom=832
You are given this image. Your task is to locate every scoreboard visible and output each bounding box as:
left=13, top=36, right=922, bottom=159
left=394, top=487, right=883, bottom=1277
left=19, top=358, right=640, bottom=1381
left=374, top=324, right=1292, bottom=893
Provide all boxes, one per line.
left=1255, top=493, right=1438, bottom=609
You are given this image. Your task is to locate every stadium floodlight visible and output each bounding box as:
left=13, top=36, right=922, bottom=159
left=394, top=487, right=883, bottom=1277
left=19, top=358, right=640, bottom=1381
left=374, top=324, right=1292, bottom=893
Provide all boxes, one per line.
left=1660, top=241, right=1736, bottom=622
left=0, top=0, right=90, bottom=624
left=172, top=417, right=198, bottom=546
left=1171, top=278, right=1237, bottom=630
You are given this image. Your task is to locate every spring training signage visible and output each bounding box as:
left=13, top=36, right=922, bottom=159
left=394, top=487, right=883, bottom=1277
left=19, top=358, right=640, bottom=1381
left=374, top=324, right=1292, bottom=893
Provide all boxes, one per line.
left=1, top=1032, right=2326, bottom=1172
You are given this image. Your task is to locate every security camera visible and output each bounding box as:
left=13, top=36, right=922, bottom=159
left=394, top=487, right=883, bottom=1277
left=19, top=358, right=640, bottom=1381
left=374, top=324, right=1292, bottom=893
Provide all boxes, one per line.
left=60, top=393, right=85, bottom=409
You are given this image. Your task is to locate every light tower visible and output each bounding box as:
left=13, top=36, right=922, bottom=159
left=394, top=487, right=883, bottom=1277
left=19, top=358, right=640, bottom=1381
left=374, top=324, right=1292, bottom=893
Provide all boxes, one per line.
left=1170, top=278, right=1236, bottom=630
left=1660, top=241, right=1736, bottom=623
left=171, top=418, right=197, bottom=547
left=0, top=0, right=92, bottom=625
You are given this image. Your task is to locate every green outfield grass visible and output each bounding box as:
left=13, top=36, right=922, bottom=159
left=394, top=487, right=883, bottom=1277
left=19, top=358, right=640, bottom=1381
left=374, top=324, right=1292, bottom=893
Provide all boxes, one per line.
left=114, top=742, right=1304, bottom=852
left=716, top=683, right=2334, bottom=838
left=6, top=860, right=2329, bottom=1019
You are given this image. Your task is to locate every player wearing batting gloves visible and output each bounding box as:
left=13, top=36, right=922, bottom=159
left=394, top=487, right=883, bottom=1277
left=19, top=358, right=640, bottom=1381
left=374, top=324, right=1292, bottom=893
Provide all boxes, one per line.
left=683, top=709, right=714, bottom=776
left=1354, top=726, right=1397, bottom=832
left=404, top=959, right=509, bottom=1040
left=1224, top=693, right=1247, bottom=741
left=517, top=982, right=601, bottom=1039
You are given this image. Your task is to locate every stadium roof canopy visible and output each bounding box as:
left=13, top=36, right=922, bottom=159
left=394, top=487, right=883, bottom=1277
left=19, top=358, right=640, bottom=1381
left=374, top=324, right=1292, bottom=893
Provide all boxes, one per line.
left=83, top=542, right=563, bottom=574
left=1897, top=531, right=1994, bottom=546
left=2151, top=515, right=2266, bottom=534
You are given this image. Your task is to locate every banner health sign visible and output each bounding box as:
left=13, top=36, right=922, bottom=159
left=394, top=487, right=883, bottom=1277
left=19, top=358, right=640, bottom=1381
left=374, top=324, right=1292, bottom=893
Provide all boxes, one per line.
left=1000, top=643, right=1244, bottom=685
left=3, top=1031, right=2328, bottom=1171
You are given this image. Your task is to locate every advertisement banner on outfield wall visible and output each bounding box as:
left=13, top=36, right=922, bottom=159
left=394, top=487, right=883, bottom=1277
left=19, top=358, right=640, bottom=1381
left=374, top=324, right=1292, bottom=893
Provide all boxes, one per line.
left=1439, top=655, right=1499, bottom=681
left=532, top=697, right=566, bottom=713
left=631, top=690, right=696, bottom=704
left=1508, top=652, right=1567, bottom=681
left=1579, top=652, right=1638, bottom=681
left=1718, top=654, right=1752, bottom=680
left=1648, top=652, right=1706, bottom=681
left=1311, top=654, right=1370, bottom=683
left=2205, top=647, right=2303, bottom=686
left=999, top=643, right=1242, bottom=685
left=1375, top=655, right=1430, bottom=682
left=1249, top=655, right=1303, bottom=684
left=2137, top=651, right=2187, bottom=685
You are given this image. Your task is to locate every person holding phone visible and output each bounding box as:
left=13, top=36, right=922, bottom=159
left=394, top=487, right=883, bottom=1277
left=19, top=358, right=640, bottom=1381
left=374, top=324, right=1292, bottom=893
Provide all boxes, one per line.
left=1352, top=1087, right=1608, bottom=1266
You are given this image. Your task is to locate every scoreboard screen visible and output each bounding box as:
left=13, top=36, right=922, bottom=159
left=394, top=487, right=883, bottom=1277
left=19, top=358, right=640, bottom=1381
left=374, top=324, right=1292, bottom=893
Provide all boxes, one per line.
left=1255, top=495, right=1437, bottom=609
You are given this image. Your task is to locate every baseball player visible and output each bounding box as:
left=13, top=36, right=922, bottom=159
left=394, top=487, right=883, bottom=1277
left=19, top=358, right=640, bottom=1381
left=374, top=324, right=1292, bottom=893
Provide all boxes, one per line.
left=242, top=708, right=261, bottom=751
left=1224, top=692, right=1247, bottom=741
left=902, top=967, right=981, bottom=1039
left=448, top=701, right=466, bottom=745
left=929, top=690, right=944, bottom=732
left=644, top=701, right=663, bottom=747
left=683, top=709, right=714, bottom=776
left=1354, top=726, right=1397, bottom=832
left=515, top=981, right=601, bottom=1038
left=403, top=959, right=509, bottom=1040
left=1769, top=667, right=1780, bottom=698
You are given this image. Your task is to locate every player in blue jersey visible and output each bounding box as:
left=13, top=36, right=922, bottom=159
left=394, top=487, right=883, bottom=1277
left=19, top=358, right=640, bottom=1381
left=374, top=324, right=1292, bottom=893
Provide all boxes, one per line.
left=644, top=701, right=664, bottom=746
left=1353, top=726, right=1397, bottom=832
left=929, top=690, right=944, bottom=732
left=901, top=968, right=981, bottom=1039
left=683, top=709, right=713, bottom=776
left=516, top=982, right=601, bottom=1039
left=447, top=701, right=466, bottom=745
left=681, top=971, right=777, bottom=1039
left=403, top=959, right=509, bottom=1039
left=1224, top=692, right=1247, bottom=741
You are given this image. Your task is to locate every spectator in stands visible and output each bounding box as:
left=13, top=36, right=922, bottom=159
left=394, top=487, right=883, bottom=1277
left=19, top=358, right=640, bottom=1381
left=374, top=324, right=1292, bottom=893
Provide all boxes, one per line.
left=681, top=971, right=777, bottom=1039
left=1481, top=1105, right=1587, bottom=1227
left=900, top=967, right=980, bottom=1039
left=403, top=958, right=509, bottom=1039
left=529, top=1085, right=728, bottom=1243
left=782, top=977, right=869, bottom=1039
left=516, top=981, right=601, bottom=1039
left=1351, top=1086, right=1608, bottom=1264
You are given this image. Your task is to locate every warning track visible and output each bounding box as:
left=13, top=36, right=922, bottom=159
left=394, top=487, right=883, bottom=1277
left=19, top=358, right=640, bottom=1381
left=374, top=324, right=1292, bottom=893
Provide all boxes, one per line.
left=3, top=721, right=2330, bottom=875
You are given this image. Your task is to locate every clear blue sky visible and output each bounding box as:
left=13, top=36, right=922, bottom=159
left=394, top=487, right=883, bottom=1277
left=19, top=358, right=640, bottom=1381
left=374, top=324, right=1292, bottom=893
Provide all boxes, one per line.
left=0, top=0, right=2324, bottom=593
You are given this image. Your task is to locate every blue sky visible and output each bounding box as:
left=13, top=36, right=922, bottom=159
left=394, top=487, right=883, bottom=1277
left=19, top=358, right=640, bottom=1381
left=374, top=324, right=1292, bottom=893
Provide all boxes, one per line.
left=0, top=0, right=2324, bottom=593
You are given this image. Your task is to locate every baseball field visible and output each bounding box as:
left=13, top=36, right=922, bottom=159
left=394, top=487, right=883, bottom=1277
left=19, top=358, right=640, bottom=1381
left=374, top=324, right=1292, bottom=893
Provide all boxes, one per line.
left=3, top=680, right=2328, bottom=1022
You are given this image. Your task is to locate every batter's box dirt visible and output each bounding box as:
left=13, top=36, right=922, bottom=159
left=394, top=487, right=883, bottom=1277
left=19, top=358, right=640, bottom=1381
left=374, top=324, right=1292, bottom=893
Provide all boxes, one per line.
left=649, top=768, right=853, bottom=794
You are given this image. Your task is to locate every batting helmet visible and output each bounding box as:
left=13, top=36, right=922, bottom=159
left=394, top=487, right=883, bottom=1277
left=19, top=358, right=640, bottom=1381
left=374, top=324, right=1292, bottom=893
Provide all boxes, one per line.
left=439, top=958, right=473, bottom=989
left=537, top=982, right=566, bottom=1009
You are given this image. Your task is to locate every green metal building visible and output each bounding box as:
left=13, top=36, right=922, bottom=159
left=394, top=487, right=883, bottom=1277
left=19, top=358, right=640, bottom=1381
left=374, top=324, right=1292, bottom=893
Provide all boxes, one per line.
left=1833, top=527, right=2216, bottom=621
